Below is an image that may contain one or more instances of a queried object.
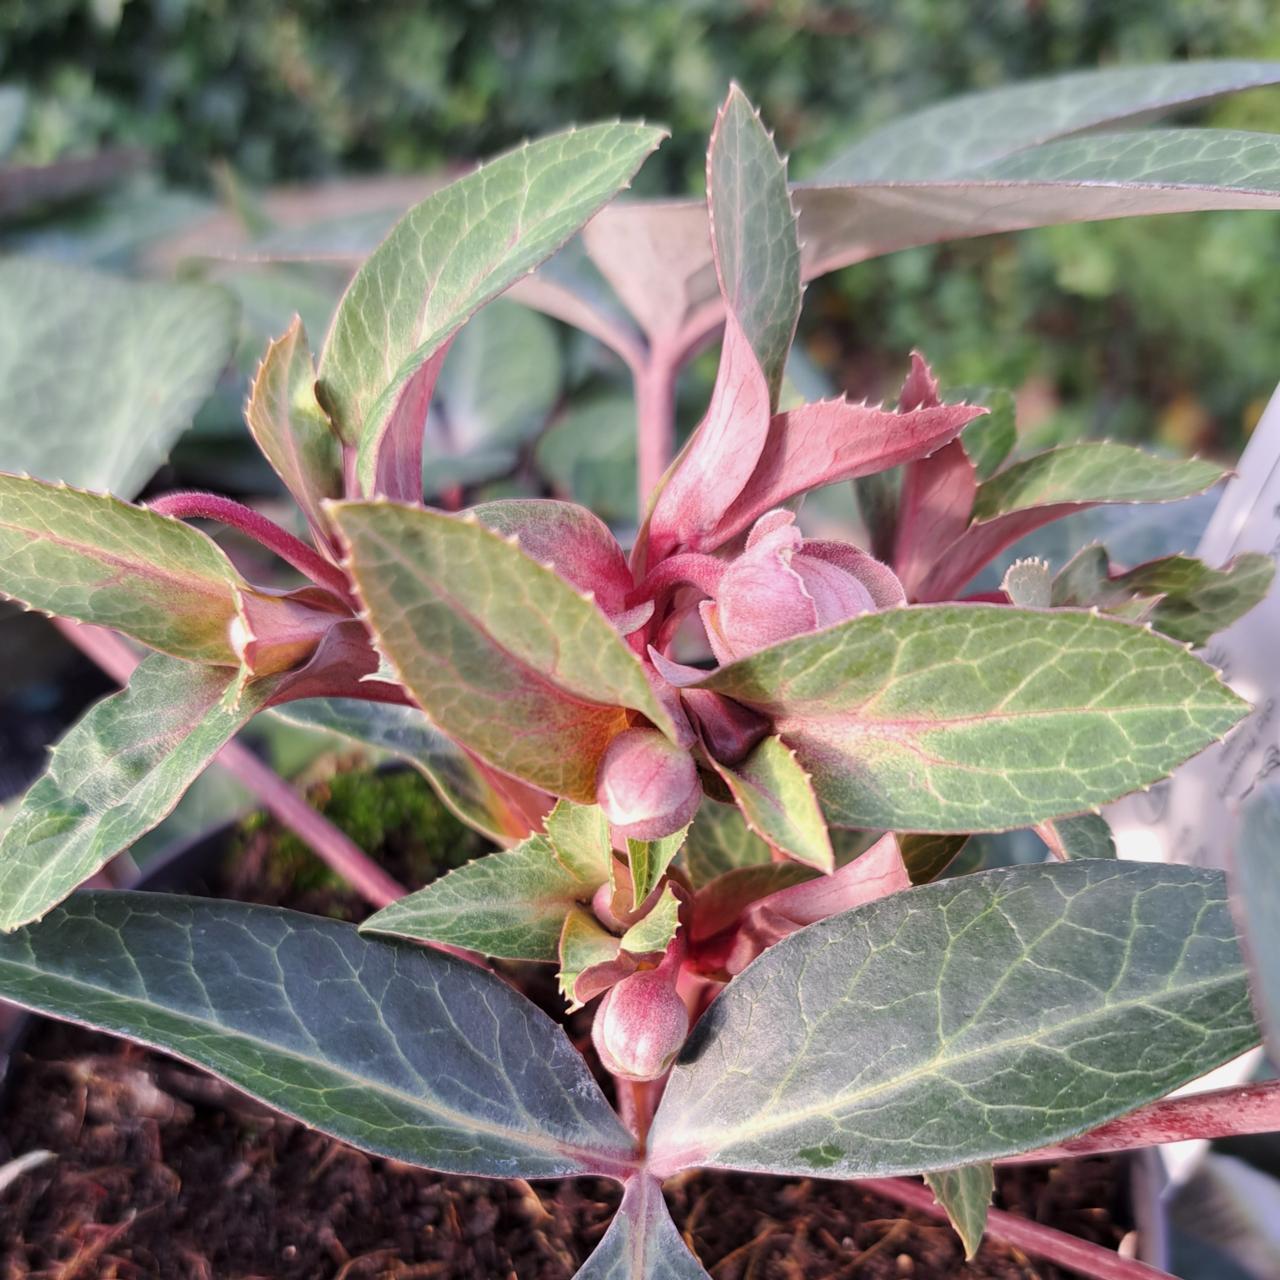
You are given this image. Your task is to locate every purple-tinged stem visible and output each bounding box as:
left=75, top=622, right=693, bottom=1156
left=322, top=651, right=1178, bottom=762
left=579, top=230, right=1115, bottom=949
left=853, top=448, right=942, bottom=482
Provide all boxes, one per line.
left=1004, top=1079, right=1280, bottom=1164
left=148, top=490, right=357, bottom=608
left=859, top=1177, right=1171, bottom=1280
left=635, top=344, right=679, bottom=515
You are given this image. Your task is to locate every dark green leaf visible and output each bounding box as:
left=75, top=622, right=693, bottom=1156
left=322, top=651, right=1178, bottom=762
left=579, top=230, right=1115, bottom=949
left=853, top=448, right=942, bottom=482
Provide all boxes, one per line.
left=0, top=892, right=635, bottom=1177
left=648, top=861, right=1258, bottom=1178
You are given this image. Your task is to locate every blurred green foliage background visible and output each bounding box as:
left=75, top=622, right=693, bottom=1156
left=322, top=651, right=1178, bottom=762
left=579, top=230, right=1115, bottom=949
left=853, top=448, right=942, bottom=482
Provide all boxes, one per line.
left=5, top=0, right=1280, bottom=460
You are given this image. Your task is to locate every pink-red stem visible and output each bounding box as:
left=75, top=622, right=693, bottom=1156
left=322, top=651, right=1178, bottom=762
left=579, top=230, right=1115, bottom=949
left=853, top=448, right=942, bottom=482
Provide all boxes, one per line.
left=148, top=490, right=357, bottom=608
left=1005, top=1079, right=1280, bottom=1164
left=859, top=1177, right=1171, bottom=1280
left=634, top=345, right=679, bottom=515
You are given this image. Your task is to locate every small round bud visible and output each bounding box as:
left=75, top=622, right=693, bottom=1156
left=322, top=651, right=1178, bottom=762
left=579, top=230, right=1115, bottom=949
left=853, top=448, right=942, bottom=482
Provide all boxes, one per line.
left=592, top=969, right=688, bottom=1081
left=596, top=728, right=700, bottom=841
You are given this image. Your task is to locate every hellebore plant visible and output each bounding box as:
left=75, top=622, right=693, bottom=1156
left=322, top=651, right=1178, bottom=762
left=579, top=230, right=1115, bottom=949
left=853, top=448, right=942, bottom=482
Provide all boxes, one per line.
left=5, top=69, right=1280, bottom=1278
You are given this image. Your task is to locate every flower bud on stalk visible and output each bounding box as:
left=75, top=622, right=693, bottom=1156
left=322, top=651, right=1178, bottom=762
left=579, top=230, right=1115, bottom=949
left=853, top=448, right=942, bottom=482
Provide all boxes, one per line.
left=596, top=727, right=700, bottom=841
left=591, top=943, right=688, bottom=1081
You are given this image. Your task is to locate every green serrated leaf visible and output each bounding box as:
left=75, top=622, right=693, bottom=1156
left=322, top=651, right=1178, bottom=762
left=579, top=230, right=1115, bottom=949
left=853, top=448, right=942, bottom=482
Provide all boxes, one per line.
left=972, top=444, right=1223, bottom=522
left=1001, top=558, right=1051, bottom=608
left=559, top=907, right=621, bottom=1012
left=818, top=62, right=1280, bottom=181
left=628, top=827, right=690, bottom=910
left=694, top=604, right=1247, bottom=833
left=924, top=1164, right=994, bottom=1260
left=0, top=892, right=635, bottom=1178
left=620, top=885, right=681, bottom=957
left=546, top=799, right=614, bottom=884
left=0, top=258, right=236, bottom=498
left=331, top=502, right=673, bottom=800
left=681, top=798, right=772, bottom=889
left=648, top=861, right=1258, bottom=1178
left=573, top=1174, right=711, bottom=1278
left=269, top=698, right=521, bottom=845
left=359, top=834, right=603, bottom=961
left=713, top=737, right=833, bottom=872
left=314, top=123, right=664, bottom=492
left=246, top=316, right=342, bottom=546
left=709, top=85, right=800, bottom=407
left=1053, top=548, right=1274, bottom=647
left=898, top=834, right=970, bottom=886
left=0, top=474, right=242, bottom=663
left=0, top=656, right=277, bottom=932
left=1233, top=788, right=1280, bottom=1061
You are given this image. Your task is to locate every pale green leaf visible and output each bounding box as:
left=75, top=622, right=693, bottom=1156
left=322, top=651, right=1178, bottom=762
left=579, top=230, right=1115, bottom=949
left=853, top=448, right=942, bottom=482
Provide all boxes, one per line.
left=0, top=474, right=242, bottom=663
left=694, top=604, right=1247, bottom=832
left=628, top=827, right=690, bottom=910
left=360, top=834, right=604, bottom=961
left=648, top=861, right=1258, bottom=1178
left=713, top=737, right=833, bottom=872
left=546, top=799, right=614, bottom=885
left=0, top=656, right=276, bottom=932
left=924, top=1164, right=994, bottom=1260
left=269, top=697, right=522, bottom=845
left=620, top=884, right=681, bottom=956
left=708, top=85, right=800, bottom=405
left=573, top=1175, right=710, bottom=1278
left=1001, top=558, right=1051, bottom=608
left=314, top=123, right=664, bottom=490
left=559, top=907, right=622, bottom=1011
left=0, top=258, right=236, bottom=497
left=972, top=444, right=1224, bottom=521
left=818, top=61, right=1280, bottom=181
left=681, top=798, right=771, bottom=889
left=0, top=892, right=635, bottom=1178
left=331, top=502, right=673, bottom=800
left=245, top=315, right=342, bottom=546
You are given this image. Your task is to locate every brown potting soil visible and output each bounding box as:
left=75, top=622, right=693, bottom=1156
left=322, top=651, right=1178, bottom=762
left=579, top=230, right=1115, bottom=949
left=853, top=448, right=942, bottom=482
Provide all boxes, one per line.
left=0, top=774, right=1133, bottom=1279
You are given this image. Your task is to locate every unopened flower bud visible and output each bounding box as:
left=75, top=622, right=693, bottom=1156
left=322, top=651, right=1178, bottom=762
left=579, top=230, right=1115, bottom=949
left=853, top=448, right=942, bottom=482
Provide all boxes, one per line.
left=592, top=967, right=688, bottom=1081
left=597, top=728, right=700, bottom=841
left=702, top=510, right=904, bottom=662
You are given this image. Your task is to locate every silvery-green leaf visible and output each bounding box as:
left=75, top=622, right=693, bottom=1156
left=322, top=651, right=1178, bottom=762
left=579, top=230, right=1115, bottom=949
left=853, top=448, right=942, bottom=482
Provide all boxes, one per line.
left=0, top=892, right=636, bottom=1178
left=572, top=1175, right=710, bottom=1278
left=648, top=861, right=1257, bottom=1178
left=1233, top=787, right=1280, bottom=1060
left=0, top=258, right=236, bottom=497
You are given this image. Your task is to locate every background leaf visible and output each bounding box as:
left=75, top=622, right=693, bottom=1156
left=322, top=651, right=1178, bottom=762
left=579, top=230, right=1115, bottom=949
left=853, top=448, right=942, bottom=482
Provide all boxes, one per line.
left=0, top=258, right=236, bottom=497
left=573, top=1175, right=710, bottom=1278
left=0, top=892, right=636, bottom=1178
left=695, top=604, right=1247, bottom=832
left=648, top=861, right=1257, bottom=1178
left=1232, top=787, right=1280, bottom=1061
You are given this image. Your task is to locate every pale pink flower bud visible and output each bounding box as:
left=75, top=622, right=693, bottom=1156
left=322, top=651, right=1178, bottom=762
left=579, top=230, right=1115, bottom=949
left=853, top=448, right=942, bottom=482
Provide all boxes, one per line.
left=701, top=510, right=904, bottom=663
left=592, top=967, right=688, bottom=1081
left=596, top=728, right=700, bottom=841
